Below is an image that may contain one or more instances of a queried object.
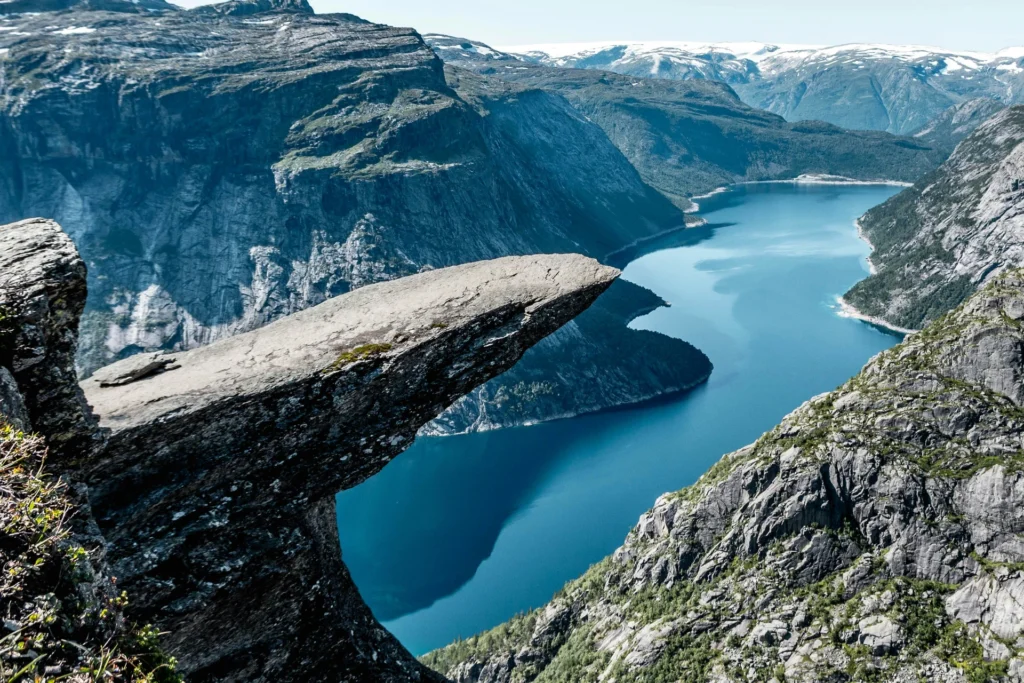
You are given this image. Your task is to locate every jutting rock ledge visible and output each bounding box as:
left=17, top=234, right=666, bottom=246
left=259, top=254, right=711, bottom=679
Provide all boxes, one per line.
left=0, top=217, right=619, bottom=682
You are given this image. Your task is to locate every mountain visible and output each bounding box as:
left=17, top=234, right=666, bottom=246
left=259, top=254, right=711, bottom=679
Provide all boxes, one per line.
left=429, top=36, right=946, bottom=207
left=502, top=40, right=1024, bottom=135
left=424, top=266, right=1024, bottom=683
left=911, top=98, right=1008, bottom=151
left=844, top=106, right=1024, bottom=330
left=0, top=1, right=710, bottom=431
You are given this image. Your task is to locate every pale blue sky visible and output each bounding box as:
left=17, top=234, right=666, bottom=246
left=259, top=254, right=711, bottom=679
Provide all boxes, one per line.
left=173, top=0, right=1024, bottom=53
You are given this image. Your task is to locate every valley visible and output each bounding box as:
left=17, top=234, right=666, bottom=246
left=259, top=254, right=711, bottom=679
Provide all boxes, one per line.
left=338, top=182, right=903, bottom=655
left=2, top=1, right=1023, bottom=681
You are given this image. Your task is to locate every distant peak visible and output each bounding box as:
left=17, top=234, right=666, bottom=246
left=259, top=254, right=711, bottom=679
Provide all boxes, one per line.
left=192, top=0, right=313, bottom=17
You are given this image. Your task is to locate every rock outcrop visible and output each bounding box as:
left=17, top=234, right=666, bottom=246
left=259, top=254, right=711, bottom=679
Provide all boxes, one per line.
left=0, top=2, right=709, bottom=433
left=76, top=252, right=617, bottom=682
left=424, top=269, right=1024, bottom=682
left=912, top=98, right=1008, bottom=152
left=845, top=106, right=1024, bottom=331
left=0, top=218, right=96, bottom=457
left=0, top=217, right=620, bottom=681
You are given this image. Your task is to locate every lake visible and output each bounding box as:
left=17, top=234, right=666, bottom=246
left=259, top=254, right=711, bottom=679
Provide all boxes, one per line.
left=335, top=182, right=904, bottom=655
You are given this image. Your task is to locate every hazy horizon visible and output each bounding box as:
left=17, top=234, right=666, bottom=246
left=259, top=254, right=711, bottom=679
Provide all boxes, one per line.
left=170, top=0, right=1024, bottom=54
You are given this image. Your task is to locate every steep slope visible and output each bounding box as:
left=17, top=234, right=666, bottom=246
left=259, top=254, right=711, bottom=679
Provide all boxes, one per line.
left=431, top=44, right=944, bottom=206
left=425, top=267, right=1024, bottom=683
left=504, top=41, right=1024, bottom=135
left=912, top=98, right=1008, bottom=152
left=845, top=106, right=1024, bottom=330
left=0, top=3, right=708, bottom=430
left=0, top=218, right=622, bottom=682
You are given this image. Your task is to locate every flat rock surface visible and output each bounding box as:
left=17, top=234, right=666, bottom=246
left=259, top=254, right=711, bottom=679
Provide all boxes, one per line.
left=77, top=252, right=617, bottom=682
left=84, top=254, right=618, bottom=432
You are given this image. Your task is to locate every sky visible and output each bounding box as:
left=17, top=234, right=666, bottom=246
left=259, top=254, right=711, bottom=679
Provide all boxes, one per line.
left=172, top=0, right=1024, bottom=53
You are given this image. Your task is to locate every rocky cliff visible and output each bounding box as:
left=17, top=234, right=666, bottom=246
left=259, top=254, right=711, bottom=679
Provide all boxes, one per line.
left=430, top=38, right=946, bottom=208
left=845, top=106, right=1024, bottom=331
left=0, top=217, right=620, bottom=681
left=1, top=218, right=178, bottom=681
left=424, top=268, right=1024, bottom=682
left=0, top=0, right=707, bottom=431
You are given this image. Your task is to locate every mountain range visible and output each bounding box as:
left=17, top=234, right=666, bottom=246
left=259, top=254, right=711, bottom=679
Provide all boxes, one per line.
left=428, top=36, right=945, bottom=207
left=435, top=37, right=1024, bottom=136
left=3, top=1, right=1024, bottom=682
left=0, top=1, right=950, bottom=433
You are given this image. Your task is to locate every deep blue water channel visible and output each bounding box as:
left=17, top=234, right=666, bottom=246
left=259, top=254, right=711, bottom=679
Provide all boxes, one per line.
left=335, top=183, right=904, bottom=655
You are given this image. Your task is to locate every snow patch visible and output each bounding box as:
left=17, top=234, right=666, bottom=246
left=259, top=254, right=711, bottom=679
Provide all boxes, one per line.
left=54, top=26, right=96, bottom=35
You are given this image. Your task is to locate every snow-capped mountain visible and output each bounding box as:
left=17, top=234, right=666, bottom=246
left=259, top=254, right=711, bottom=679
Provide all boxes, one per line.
left=498, top=41, right=1024, bottom=134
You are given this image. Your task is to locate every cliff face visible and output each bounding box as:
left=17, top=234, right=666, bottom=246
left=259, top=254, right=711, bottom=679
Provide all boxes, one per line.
left=0, top=218, right=178, bottom=681
left=0, top=2, right=705, bottom=431
left=0, top=218, right=95, bottom=456
left=0, top=218, right=620, bottom=681
left=845, top=106, right=1024, bottom=331
left=430, top=41, right=945, bottom=209
left=426, top=278, right=711, bottom=435
left=425, top=269, right=1024, bottom=683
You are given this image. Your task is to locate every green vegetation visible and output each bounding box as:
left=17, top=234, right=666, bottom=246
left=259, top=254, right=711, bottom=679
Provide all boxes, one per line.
left=323, top=343, right=393, bottom=373
left=419, top=610, right=541, bottom=677
left=937, top=622, right=1010, bottom=683
left=0, top=423, right=180, bottom=682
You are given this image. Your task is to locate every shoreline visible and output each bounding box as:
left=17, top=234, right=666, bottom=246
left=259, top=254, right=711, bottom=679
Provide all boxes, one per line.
left=691, top=176, right=917, bottom=337
left=843, top=202, right=919, bottom=336
left=854, top=218, right=878, bottom=275
left=688, top=175, right=911, bottom=212
left=835, top=296, right=918, bottom=336
left=744, top=174, right=913, bottom=188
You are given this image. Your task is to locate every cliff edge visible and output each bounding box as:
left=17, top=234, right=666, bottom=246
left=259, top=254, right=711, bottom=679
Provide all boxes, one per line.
left=0, top=217, right=619, bottom=681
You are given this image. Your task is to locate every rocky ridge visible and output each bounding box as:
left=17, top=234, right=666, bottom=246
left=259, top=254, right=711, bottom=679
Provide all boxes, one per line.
left=845, top=105, right=1024, bottom=331
left=0, top=217, right=620, bottom=681
left=424, top=268, right=1024, bottom=682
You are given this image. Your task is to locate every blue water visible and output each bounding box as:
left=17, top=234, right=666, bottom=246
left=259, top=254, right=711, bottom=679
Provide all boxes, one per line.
left=335, top=183, right=903, bottom=655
